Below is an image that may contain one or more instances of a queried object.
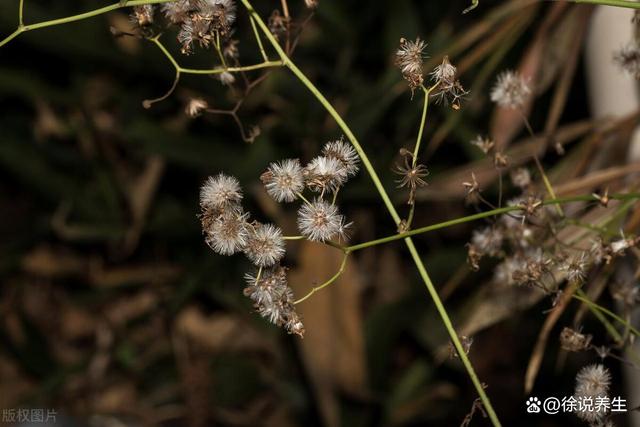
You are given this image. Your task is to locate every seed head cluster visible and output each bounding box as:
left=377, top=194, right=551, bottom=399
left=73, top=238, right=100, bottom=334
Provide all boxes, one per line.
left=129, top=1, right=238, bottom=56
left=199, top=173, right=300, bottom=335
left=200, top=138, right=359, bottom=337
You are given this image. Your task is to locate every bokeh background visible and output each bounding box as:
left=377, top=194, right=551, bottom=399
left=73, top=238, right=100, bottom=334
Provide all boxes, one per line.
left=0, top=0, right=638, bottom=426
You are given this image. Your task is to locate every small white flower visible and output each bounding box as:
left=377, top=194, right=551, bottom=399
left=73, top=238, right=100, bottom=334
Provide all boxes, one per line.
left=490, top=70, right=531, bottom=109
left=297, top=199, right=347, bottom=242
left=200, top=174, right=242, bottom=210
left=261, top=159, right=305, bottom=202
left=244, top=223, right=286, bottom=267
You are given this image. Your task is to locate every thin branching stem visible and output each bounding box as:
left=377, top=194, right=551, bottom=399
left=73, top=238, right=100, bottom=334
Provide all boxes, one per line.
left=250, top=16, right=269, bottom=62
left=18, top=0, right=25, bottom=27
left=518, top=109, right=565, bottom=217
left=0, top=0, right=174, bottom=48
left=405, top=84, right=431, bottom=229
left=412, top=85, right=431, bottom=166
left=151, top=36, right=282, bottom=75
left=294, top=252, right=349, bottom=304
left=568, top=0, right=640, bottom=8
left=573, top=293, right=640, bottom=337
left=347, top=193, right=640, bottom=252
left=240, top=1, right=502, bottom=424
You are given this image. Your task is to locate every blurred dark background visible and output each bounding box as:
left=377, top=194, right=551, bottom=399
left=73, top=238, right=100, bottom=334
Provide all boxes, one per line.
left=0, top=0, right=633, bottom=426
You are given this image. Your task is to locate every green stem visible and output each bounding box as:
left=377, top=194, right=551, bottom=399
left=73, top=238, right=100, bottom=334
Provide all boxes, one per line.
left=0, top=0, right=175, bottom=48
left=240, top=1, right=502, bottom=425
left=348, top=194, right=640, bottom=252
left=294, top=253, right=349, bottom=304
left=412, top=85, right=431, bottom=165
left=569, top=0, right=640, bottom=8
left=405, top=85, right=431, bottom=229
left=349, top=206, right=516, bottom=252
left=151, top=36, right=282, bottom=75
left=573, top=293, right=640, bottom=337
left=250, top=16, right=269, bottom=62
left=18, top=0, right=25, bottom=27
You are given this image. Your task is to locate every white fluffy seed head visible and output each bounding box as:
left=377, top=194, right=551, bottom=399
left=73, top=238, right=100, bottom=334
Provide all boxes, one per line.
left=243, top=223, right=286, bottom=267
left=576, top=364, right=611, bottom=397
left=574, top=364, right=611, bottom=423
left=261, top=159, right=305, bottom=202
left=200, top=0, right=237, bottom=27
left=490, top=70, right=531, bottom=109
left=304, top=156, right=348, bottom=193
left=205, top=209, right=249, bottom=255
left=200, top=174, right=242, bottom=211
left=161, top=0, right=192, bottom=24
left=322, top=139, right=360, bottom=177
left=297, top=199, right=346, bottom=242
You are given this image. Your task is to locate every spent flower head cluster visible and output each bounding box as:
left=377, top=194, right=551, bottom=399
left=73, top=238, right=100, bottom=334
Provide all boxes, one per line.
left=199, top=173, right=300, bottom=335
left=129, top=0, right=238, bottom=55
left=200, top=138, right=359, bottom=336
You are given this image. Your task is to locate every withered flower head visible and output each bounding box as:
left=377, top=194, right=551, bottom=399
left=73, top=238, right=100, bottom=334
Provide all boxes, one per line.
left=131, top=5, right=155, bottom=28
left=244, top=265, right=305, bottom=337
left=186, top=98, right=209, bottom=117
left=395, top=37, right=427, bottom=93
left=261, top=159, right=305, bottom=203
left=393, top=153, right=429, bottom=191
left=490, top=70, right=531, bottom=109
left=243, top=223, right=286, bottom=267
left=322, top=138, right=360, bottom=177
left=510, top=167, right=531, bottom=189
left=574, top=364, right=611, bottom=423
left=614, top=43, right=640, bottom=79
left=297, top=199, right=349, bottom=242
left=560, top=327, right=592, bottom=352
left=470, top=135, right=495, bottom=155
left=200, top=173, right=242, bottom=210
left=304, top=156, right=348, bottom=194
left=430, top=56, right=468, bottom=109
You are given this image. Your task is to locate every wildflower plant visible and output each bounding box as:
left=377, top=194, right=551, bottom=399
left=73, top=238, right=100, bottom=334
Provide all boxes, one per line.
left=4, top=1, right=640, bottom=426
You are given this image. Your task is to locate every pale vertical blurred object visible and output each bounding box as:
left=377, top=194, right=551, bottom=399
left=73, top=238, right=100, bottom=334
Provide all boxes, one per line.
left=585, top=5, right=640, bottom=427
